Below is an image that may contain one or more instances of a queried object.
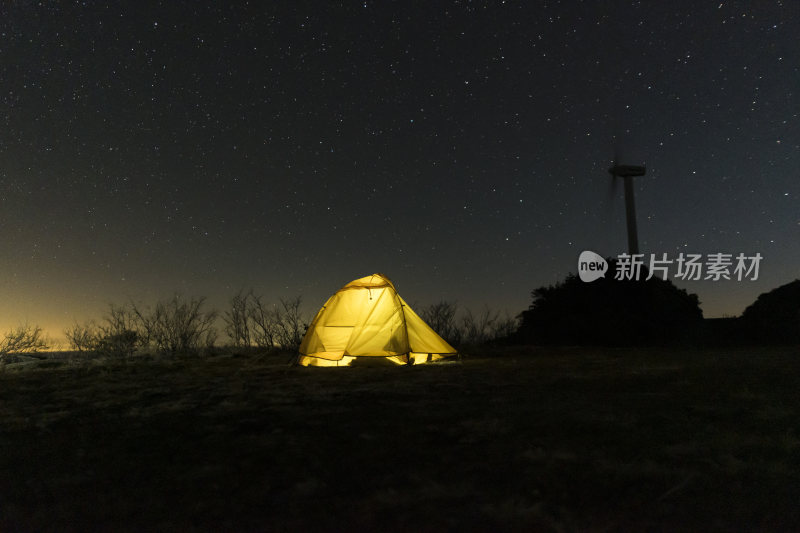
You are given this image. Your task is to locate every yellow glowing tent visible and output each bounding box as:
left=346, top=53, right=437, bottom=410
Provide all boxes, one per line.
left=297, top=273, right=458, bottom=366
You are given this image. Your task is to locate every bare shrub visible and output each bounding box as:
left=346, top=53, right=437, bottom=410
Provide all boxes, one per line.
left=460, top=306, right=498, bottom=345
left=96, top=330, right=141, bottom=357
left=274, top=297, right=306, bottom=350
left=133, top=295, right=217, bottom=355
left=460, top=306, right=519, bottom=346
left=96, top=303, right=143, bottom=357
left=418, top=302, right=517, bottom=348
left=223, top=290, right=253, bottom=348
left=0, top=324, right=49, bottom=362
left=420, top=301, right=461, bottom=345
left=248, top=294, right=279, bottom=349
left=489, top=313, right=519, bottom=341
left=245, top=294, right=307, bottom=351
left=203, top=328, right=218, bottom=352
left=64, top=321, right=99, bottom=352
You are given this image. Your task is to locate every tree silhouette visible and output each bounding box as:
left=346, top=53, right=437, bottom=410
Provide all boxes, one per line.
left=517, top=259, right=703, bottom=346
left=740, top=279, right=800, bottom=344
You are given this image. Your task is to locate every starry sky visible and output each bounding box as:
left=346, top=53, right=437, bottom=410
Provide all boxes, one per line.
left=1, top=1, right=798, bottom=341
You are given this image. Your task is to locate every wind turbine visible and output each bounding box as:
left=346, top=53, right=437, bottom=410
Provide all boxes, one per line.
left=608, top=158, right=646, bottom=255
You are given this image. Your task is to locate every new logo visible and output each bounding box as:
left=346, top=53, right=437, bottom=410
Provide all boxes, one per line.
left=578, top=251, right=608, bottom=282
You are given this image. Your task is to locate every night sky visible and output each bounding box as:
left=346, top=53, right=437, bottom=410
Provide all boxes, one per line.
left=2, top=1, right=798, bottom=341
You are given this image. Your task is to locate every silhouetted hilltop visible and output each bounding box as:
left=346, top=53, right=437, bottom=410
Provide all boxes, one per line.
left=740, top=279, right=800, bottom=344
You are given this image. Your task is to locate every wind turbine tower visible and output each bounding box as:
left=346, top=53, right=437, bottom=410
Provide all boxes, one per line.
left=608, top=162, right=646, bottom=255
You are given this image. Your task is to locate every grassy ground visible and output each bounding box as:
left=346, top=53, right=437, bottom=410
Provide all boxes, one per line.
left=1, top=347, right=799, bottom=532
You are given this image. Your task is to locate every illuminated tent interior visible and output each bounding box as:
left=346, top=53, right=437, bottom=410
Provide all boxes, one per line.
left=297, top=273, right=458, bottom=366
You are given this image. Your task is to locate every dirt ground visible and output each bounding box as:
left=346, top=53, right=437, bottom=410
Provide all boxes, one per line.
left=1, top=347, right=799, bottom=532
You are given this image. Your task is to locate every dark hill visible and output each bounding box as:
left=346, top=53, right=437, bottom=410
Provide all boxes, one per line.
left=740, top=279, right=800, bottom=344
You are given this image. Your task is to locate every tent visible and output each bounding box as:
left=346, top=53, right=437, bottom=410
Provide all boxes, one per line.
left=297, top=273, right=458, bottom=366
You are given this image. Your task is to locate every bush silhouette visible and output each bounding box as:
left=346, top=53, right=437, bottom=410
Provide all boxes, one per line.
left=95, top=329, right=141, bottom=357
left=0, top=324, right=49, bottom=362
left=64, top=321, right=99, bottom=352
left=517, top=259, right=703, bottom=346
left=222, top=292, right=308, bottom=351
left=418, top=301, right=518, bottom=348
left=132, top=295, right=217, bottom=355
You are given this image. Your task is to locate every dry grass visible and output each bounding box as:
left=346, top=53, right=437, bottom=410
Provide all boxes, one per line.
left=1, top=347, right=799, bottom=531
